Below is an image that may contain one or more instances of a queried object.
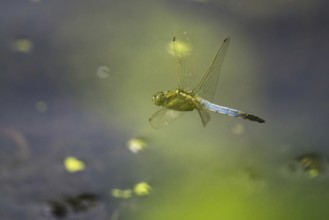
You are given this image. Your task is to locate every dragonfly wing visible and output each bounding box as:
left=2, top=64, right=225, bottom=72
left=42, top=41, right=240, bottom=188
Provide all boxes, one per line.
left=197, top=108, right=211, bottom=127
left=170, top=31, right=197, bottom=90
left=149, top=108, right=183, bottom=129
left=193, top=37, right=230, bottom=101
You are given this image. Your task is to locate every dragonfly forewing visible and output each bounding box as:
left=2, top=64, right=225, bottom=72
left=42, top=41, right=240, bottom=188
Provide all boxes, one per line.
left=171, top=31, right=197, bottom=91
left=193, top=37, right=230, bottom=102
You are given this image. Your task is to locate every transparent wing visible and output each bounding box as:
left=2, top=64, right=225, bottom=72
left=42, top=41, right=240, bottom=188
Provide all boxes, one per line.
left=149, top=108, right=183, bottom=129
left=193, top=38, right=230, bottom=102
left=170, top=31, right=197, bottom=91
left=197, top=108, right=211, bottom=127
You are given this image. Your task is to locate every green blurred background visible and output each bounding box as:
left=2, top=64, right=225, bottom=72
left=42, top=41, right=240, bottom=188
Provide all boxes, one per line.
left=1, top=0, right=329, bottom=219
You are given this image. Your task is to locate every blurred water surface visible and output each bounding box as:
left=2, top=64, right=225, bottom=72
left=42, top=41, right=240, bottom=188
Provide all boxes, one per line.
left=1, top=0, right=329, bottom=219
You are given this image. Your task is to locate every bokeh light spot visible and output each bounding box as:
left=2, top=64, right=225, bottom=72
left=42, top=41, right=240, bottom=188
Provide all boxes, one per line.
left=134, top=182, right=151, bottom=196
left=167, top=38, right=192, bottom=58
left=35, top=101, right=47, bottom=112
left=12, top=39, right=33, bottom=53
left=232, top=123, right=245, bottom=135
left=127, top=138, right=147, bottom=153
left=111, top=189, right=132, bottom=199
left=64, top=156, right=85, bottom=173
left=308, top=169, right=319, bottom=178
left=97, top=66, right=110, bottom=79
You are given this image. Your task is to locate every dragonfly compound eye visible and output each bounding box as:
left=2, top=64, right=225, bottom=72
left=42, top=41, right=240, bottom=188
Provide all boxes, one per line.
left=152, top=92, right=164, bottom=106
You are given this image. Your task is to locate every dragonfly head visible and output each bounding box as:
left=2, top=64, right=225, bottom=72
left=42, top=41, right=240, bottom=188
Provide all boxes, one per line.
left=152, top=91, right=166, bottom=106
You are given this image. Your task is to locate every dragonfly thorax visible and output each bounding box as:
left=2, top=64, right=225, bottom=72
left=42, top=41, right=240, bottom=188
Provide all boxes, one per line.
left=152, top=89, right=196, bottom=111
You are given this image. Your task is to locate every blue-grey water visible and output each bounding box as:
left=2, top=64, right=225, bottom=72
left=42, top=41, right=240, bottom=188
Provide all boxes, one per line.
left=1, top=0, right=329, bottom=219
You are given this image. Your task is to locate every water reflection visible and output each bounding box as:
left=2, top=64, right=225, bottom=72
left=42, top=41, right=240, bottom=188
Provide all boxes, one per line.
left=289, top=153, right=328, bottom=178
left=45, top=193, right=98, bottom=218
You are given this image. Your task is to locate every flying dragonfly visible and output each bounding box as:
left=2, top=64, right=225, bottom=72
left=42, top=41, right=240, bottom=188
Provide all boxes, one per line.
left=149, top=32, right=265, bottom=128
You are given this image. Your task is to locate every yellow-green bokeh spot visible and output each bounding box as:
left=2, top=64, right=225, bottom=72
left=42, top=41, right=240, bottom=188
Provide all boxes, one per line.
left=12, top=39, right=33, bottom=53
left=35, top=101, right=47, bottom=113
left=127, top=138, right=147, bottom=153
left=308, top=169, right=319, bottom=178
left=134, top=182, right=151, bottom=196
left=167, top=39, right=192, bottom=59
left=111, top=189, right=133, bottom=199
left=64, top=156, right=85, bottom=173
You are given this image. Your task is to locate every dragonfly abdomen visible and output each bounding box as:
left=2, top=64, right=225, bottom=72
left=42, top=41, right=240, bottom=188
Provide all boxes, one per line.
left=199, top=99, right=265, bottom=123
left=200, top=99, right=239, bottom=117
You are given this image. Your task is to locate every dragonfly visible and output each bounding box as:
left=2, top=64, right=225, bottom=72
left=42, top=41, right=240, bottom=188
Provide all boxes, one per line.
left=149, top=32, right=265, bottom=128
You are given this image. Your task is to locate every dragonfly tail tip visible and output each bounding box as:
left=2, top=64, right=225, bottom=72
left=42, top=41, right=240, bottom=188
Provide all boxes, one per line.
left=239, top=113, right=265, bottom=123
